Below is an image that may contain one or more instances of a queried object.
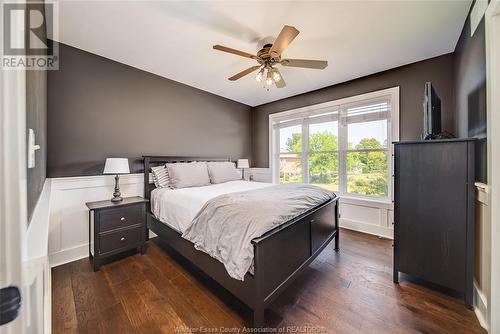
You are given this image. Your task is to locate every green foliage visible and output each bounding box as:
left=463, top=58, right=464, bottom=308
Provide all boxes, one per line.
left=356, top=138, right=383, bottom=149
left=347, top=174, right=388, bottom=196
left=285, top=132, right=302, bottom=153
left=309, top=152, right=338, bottom=184
left=309, top=132, right=338, bottom=151
left=308, top=131, right=339, bottom=185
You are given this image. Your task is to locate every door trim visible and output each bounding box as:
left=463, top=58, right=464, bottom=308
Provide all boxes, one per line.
left=0, top=61, right=28, bottom=331
left=485, top=1, right=500, bottom=332
left=0, top=3, right=28, bottom=331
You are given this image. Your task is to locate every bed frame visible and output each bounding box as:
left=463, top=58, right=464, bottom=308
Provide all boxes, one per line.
left=143, top=156, right=340, bottom=327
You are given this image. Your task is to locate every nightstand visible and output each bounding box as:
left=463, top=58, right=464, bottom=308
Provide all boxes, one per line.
left=86, top=196, right=148, bottom=271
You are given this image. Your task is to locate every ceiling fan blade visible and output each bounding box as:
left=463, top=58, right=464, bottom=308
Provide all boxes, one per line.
left=274, top=68, right=286, bottom=88
left=280, top=58, right=328, bottom=69
left=269, top=25, right=299, bottom=57
left=213, top=45, right=257, bottom=59
left=228, top=65, right=261, bottom=81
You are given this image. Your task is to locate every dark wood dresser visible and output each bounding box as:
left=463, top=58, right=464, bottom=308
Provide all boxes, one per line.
left=393, top=138, right=475, bottom=308
left=86, top=196, right=148, bottom=271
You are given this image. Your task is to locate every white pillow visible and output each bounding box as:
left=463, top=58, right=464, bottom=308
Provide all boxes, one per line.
left=207, top=161, right=241, bottom=184
left=150, top=165, right=170, bottom=188
left=166, top=162, right=211, bottom=189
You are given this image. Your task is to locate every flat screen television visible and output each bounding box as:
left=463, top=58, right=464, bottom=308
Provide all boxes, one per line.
left=422, top=82, right=442, bottom=140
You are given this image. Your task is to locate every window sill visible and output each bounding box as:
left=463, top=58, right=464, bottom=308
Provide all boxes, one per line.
left=339, top=195, right=393, bottom=209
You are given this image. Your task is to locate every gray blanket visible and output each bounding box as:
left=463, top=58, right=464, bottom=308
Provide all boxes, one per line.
left=182, top=183, right=335, bottom=281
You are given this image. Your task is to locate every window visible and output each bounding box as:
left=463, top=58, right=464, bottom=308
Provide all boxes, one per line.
left=270, top=87, right=399, bottom=200
left=279, top=124, right=302, bottom=183
left=309, top=120, right=338, bottom=191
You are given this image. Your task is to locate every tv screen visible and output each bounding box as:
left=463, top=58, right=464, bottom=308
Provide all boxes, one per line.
left=422, top=82, right=442, bottom=140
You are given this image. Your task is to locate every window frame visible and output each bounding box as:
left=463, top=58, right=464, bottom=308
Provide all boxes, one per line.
left=269, top=87, right=400, bottom=202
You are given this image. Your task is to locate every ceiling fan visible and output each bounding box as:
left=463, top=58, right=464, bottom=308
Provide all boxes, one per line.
left=213, top=25, right=328, bottom=89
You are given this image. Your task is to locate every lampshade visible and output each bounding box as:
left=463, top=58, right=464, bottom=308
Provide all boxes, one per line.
left=103, top=158, right=130, bottom=174
left=237, top=159, right=249, bottom=169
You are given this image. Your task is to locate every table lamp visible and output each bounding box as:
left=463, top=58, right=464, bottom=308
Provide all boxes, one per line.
left=103, top=158, right=130, bottom=202
left=237, top=159, right=250, bottom=180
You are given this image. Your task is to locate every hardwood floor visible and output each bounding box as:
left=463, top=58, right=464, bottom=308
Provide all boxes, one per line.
left=52, top=229, right=485, bottom=333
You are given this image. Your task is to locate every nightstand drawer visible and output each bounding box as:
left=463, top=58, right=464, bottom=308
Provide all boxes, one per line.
left=99, top=226, right=142, bottom=254
left=99, top=205, right=143, bottom=232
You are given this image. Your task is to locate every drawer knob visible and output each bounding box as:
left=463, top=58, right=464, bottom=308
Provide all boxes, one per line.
left=120, top=237, right=125, bottom=241
left=120, top=217, right=125, bottom=221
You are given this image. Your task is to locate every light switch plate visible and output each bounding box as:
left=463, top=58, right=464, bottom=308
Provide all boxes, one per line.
left=28, top=128, right=40, bottom=168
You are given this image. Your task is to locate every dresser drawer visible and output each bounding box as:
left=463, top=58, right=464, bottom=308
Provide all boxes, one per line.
left=99, top=205, right=143, bottom=232
left=99, top=226, right=143, bottom=255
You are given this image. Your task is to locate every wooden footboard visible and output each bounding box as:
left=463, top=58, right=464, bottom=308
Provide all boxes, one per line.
left=251, top=198, right=339, bottom=326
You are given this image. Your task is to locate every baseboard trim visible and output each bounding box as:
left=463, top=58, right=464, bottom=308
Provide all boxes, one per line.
left=49, top=231, right=157, bottom=268
left=473, top=280, right=489, bottom=331
left=49, top=244, right=88, bottom=268
left=340, top=218, right=393, bottom=239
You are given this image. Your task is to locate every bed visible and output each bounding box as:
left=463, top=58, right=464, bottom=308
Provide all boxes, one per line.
left=143, top=156, right=339, bottom=327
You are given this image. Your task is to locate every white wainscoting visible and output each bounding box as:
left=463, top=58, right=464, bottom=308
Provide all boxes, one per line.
left=473, top=182, right=491, bottom=331
left=248, top=168, right=394, bottom=239
left=25, top=180, right=52, bottom=334
left=339, top=197, right=394, bottom=239
left=248, top=168, right=273, bottom=182
left=48, top=173, right=144, bottom=267
left=474, top=280, right=489, bottom=331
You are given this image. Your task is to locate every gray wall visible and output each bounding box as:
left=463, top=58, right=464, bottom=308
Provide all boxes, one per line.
left=251, top=54, right=455, bottom=167
left=26, top=2, right=47, bottom=220
left=47, top=43, right=252, bottom=177
left=454, top=15, right=487, bottom=182
left=27, top=69, right=47, bottom=219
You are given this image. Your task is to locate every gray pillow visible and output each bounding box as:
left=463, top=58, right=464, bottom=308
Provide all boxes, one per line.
left=207, top=161, right=241, bottom=184
left=166, top=162, right=211, bottom=189
left=151, top=165, right=170, bottom=188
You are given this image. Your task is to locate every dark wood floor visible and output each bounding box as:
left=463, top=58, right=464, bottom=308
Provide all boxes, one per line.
left=52, top=229, right=485, bottom=334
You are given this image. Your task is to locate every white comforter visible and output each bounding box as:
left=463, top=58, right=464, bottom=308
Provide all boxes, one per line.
left=151, top=180, right=273, bottom=233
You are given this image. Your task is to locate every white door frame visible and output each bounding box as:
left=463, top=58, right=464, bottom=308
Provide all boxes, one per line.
left=0, top=9, right=28, bottom=334
left=485, top=1, right=500, bottom=333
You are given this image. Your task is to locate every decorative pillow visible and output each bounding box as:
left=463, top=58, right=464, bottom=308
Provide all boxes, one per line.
left=151, top=165, right=170, bottom=188
left=206, top=161, right=241, bottom=184
left=166, top=162, right=211, bottom=189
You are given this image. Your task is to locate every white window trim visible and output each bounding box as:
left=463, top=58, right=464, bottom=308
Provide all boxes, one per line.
left=269, top=87, right=400, bottom=203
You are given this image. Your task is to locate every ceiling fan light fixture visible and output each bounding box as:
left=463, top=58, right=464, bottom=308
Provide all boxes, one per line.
left=265, top=70, right=274, bottom=86
left=255, top=69, right=264, bottom=82
left=272, top=69, right=281, bottom=82
left=213, top=25, right=326, bottom=90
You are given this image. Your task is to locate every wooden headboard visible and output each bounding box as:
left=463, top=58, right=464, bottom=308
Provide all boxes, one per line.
left=143, top=156, right=231, bottom=202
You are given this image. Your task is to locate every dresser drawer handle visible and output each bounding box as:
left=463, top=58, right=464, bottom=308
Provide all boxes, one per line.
left=120, top=217, right=125, bottom=221
left=120, top=237, right=125, bottom=241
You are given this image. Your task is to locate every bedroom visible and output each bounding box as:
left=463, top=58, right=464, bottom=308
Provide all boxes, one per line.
left=1, top=0, right=499, bottom=333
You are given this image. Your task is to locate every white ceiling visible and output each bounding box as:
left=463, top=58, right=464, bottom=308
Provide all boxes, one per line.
left=52, top=0, right=471, bottom=107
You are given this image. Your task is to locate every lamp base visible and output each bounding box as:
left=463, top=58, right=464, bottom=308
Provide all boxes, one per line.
left=111, top=196, right=123, bottom=202
left=111, top=174, right=123, bottom=202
